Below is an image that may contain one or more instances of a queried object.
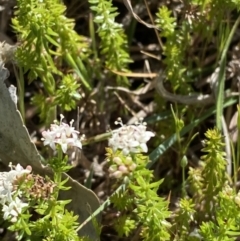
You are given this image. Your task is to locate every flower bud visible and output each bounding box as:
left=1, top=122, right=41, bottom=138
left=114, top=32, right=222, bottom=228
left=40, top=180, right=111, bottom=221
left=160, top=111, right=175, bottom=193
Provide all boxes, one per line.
left=113, top=157, right=122, bottom=165
left=128, top=163, right=137, bottom=171
left=118, top=165, right=128, bottom=174
left=125, top=156, right=133, bottom=165
left=235, top=195, right=240, bottom=207
left=108, top=165, right=117, bottom=173
left=111, top=170, right=123, bottom=178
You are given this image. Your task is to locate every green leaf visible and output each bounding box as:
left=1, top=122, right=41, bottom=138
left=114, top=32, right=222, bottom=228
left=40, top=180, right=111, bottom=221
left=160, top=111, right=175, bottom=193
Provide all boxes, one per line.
left=45, top=34, right=61, bottom=47
left=216, top=16, right=240, bottom=130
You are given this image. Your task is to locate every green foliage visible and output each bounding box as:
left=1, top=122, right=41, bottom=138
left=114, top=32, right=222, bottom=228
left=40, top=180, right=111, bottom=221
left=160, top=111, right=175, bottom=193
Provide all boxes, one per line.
left=231, top=0, right=240, bottom=8
left=3, top=141, right=94, bottom=240
left=200, top=128, right=227, bottom=215
left=183, top=129, right=240, bottom=240
left=173, top=198, right=196, bottom=241
left=8, top=181, right=80, bottom=241
left=27, top=207, right=79, bottom=241
left=7, top=0, right=240, bottom=239
left=107, top=127, right=240, bottom=240
left=155, top=6, right=189, bottom=93
left=12, top=0, right=133, bottom=122
left=114, top=215, right=136, bottom=237
left=155, top=6, right=176, bottom=37
left=54, top=75, right=81, bottom=112
left=12, top=0, right=91, bottom=122
left=199, top=185, right=240, bottom=240
left=13, top=0, right=90, bottom=87
left=107, top=149, right=171, bottom=240
left=31, top=94, right=53, bottom=121
left=155, top=1, right=240, bottom=96
left=88, top=0, right=132, bottom=74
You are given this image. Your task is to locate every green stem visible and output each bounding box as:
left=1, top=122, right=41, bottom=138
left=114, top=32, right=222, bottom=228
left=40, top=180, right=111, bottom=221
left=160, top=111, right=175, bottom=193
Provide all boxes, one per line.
left=53, top=147, right=63, bottom=200
left=14, top=66, right=25, bottom=122
left=182, top=167, right=186, bottom=197
left=82, top=132, right=112, bottom=146
left=76, top=180, right=127, bottom=232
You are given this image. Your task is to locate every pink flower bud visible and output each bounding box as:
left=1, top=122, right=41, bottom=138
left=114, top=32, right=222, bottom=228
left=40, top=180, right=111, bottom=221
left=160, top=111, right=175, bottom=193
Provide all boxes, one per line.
left=118, top=165, right=128, bottom=173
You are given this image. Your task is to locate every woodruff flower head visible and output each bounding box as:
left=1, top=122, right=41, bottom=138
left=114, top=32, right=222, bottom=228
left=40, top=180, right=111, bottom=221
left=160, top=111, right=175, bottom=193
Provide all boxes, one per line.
left=0, top=163, right=30, bottom=222
left=41, top=114, right=82, bottom=153
left=108, top=118, right=155, bottom=155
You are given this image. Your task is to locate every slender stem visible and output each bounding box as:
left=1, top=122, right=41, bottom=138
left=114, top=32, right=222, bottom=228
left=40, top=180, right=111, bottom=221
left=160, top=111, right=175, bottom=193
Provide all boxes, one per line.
left=76, top=181, right=127, bottom=232
left=53, top=147, right=63, bottom=200
left=56, top=148, right=63, bottom=182
left=82, top=132, right=112, bottom=146
left=182, top=166, right=186, bottom=197
left=14, top=66, right=25, bottom=122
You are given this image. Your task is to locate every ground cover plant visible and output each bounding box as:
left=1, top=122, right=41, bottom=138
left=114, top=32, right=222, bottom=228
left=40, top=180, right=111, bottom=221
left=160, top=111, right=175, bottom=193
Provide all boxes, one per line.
left=1, top=0, right=240, bottom=240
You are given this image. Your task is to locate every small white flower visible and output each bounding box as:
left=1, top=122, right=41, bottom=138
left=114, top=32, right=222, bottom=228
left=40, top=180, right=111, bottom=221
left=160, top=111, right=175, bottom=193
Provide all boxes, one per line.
left=13, top=197, right=28, bottom=213
left=6, top=163, right=31, bottom=182
left=108, top=118, right=155, bottom=155
left=2, top=203, right=16, bottom=220
left=0, top=186, right=12, bottom=204
left=0, top=164, right=30, bottom=222
left=2, top=197, right=28, bottom=222
left=42, top=130, right=56, bottom=150
left=139, top=143, right=148, bottom=153
left=41, top=115, right=82, bottom=153
left=0, top=164, right=30, bottom=205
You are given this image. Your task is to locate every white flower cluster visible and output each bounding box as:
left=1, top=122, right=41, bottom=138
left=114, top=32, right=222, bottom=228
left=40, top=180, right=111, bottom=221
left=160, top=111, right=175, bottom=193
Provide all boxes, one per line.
left=0, top=163, right=30, bottom=222
left=41, top=114, right=82, bottom=153
left=108, top=118, right=155, bottom=155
